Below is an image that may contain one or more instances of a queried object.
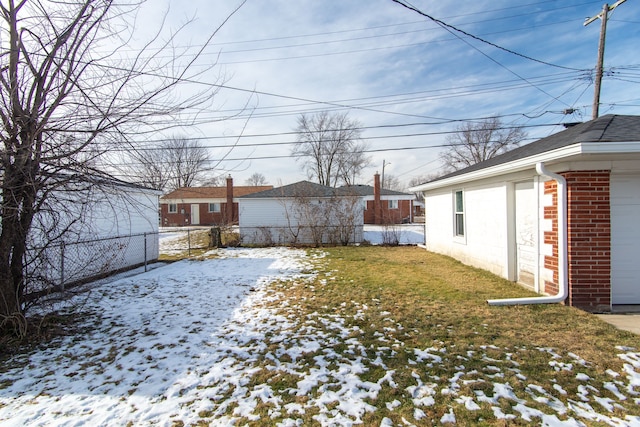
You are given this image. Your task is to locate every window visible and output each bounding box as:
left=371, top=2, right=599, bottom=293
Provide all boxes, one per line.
left=363, top=200, right=368, bottom=211
left=208, top=203, right=221, bottom=213
left=168, top=203, right=177, bottom=213
left=454, top=190, right=464, bottom=236
left=388, top=199, right=398, bottom=209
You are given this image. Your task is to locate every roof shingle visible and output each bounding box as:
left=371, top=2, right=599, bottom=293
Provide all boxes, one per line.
left=161, top=186, right=272, bottom=200
left=428, top=114, right=640, bottom=184
left=240, top=181, right=360, bottom=199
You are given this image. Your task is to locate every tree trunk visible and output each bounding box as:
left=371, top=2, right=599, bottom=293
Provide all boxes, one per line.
left=0, top=152, right=37, bottom=334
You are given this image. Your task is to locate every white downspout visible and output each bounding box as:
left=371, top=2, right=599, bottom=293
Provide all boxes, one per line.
left=488, top=162, right=568, bottom=306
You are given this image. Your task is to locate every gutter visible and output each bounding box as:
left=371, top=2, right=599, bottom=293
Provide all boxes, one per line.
left=487, top=162, right=568, bottom=306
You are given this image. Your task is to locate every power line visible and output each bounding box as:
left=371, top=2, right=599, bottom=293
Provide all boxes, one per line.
left=106, top=137, right=541, bottom=169
left=102, top=123, right=559, bottom=151
left=389, top=0, right=583, bottom=71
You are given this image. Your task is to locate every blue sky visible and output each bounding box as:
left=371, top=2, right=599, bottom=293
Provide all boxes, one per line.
left=140, top=0, right=640, bottom=188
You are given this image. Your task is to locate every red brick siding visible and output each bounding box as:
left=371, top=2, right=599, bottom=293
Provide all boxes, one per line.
left=543, top=180, right=560, bottom=296
left=565, top=171, right=611, bottom=311
left=160, top=202, right=238, bottom=226
left=543, top=172, right=612, bottom=311
left=364, top=199, right=412, bottom=224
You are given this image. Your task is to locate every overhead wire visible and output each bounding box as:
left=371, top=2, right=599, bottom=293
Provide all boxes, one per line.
left=20, top=1, right=606, bottom=127
left=110, top=121, right=561, bottom=146
left=389, top=0, right=583, bottom=72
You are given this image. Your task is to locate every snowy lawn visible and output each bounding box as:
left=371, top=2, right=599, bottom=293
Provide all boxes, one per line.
left=1, top=246, right=639, bottom=426
left=158, top=224, right=426, bottom=260
left=363, top=224, right=425, bottom=245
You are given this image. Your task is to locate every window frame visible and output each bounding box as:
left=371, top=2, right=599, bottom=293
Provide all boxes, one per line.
left=208, top=202, right=221, bottom=213
left=168, top=203, right=177, bottom=213
left=454, top=190, right=465, bottom=238
left=388, top=199, right=399, bottom=210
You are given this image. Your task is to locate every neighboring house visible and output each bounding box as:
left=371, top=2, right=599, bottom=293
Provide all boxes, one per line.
left=238, top=181, right=364, bottom=246
left=409, top=114, right=640, bottom=312
left=343, top=173, right=415, bottom=224
left=159, top=176, right=272, bottom=226
left=413, top=200, right=425, bottom=223
left=27, top=176, right=161, bottom=296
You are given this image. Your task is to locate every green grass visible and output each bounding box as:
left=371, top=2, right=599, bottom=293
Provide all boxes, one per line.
left=319, top=246, right=635, bottom=354
left=210, top=246, right=639, bottom=426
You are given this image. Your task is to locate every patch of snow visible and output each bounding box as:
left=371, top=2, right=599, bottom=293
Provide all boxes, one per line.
left=380, top=417, right=394, bottom=426
left=362, top=224, right=425, bottom=245
left=576, top=373, right=591, bottom=381
left=1, top=247, right=639, bottom=426
left=455, top=396, right=481, bottom=410
left=440, top=408, right=456, bottom=424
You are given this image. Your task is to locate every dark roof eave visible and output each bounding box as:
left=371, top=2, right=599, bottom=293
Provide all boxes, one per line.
left=410, top=114, right=640, bottom=191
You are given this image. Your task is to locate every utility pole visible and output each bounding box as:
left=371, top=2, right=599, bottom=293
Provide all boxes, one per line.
left=584, top=0, right=626, bottom=120
left=381, top=160, right=390, bottom=189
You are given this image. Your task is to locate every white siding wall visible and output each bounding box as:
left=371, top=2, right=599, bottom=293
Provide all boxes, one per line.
left=425, top=182, right=511, bottom=278
left=239, top=199, right=294, bottom=228
left=239, top=198, right=363, bottom=245
left=91, top=187, right=160, bottom=237
left=27, top=185, right=160, bottom=291
left=422, top=158, right=640, bottom=303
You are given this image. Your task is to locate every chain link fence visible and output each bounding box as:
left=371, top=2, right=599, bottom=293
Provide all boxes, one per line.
left=158, top=227, right=222, bottom=256
left=21, top=223, right=401, bottom=303
left=25, top=232, right=159, bottom=301
left=159, top=225, right=364, bottom=250
left=239, top=224, right=364, bottom=247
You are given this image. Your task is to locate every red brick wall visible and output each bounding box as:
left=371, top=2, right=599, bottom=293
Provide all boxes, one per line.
left=543, top=171, right=611, bottom=312
left=160, top=202, right=238, bottom=226
left=565, top=171, right=611, bottom=311
left=364, top=199, right=412, bottom=224
left=543, top=180, right=560, bottom=296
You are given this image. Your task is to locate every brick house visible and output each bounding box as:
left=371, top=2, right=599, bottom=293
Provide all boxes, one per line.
left=344, top=173, right=415, bottom=224
left=160, top=176, right=272, bottom=226
left=409, top=115, right=640, bottom=312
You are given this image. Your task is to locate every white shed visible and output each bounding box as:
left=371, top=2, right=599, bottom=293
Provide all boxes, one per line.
left=239, top=181, right=364, bottom=246
left=27, top=176, right=161, bottom=296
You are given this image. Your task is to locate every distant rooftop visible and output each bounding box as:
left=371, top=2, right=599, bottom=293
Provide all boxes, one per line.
left=341, top=184, right=412, bottom=197
left=161, top=186, right=272, bottom=200
left=240, top=181, right=359, bottom=199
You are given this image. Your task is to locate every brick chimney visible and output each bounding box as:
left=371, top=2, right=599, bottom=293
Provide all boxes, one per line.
left=226, top=175, right=234, bottom=224
left=374, top=173, right=382, bottom=225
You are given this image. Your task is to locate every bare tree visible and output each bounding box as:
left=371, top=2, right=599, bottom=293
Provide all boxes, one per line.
left=441, top=117, right=527, bottom=172
left=245, top=172, right=267, bottom=186
left=292, top=111, right=370, bottom=187
left=121, top=136, right=210, bottom=192
left=164, top=137, right=210, bottom=190
left=381, top=174, right=403, bottom=192
left=408, top=174, right=443, bottom=200
left=0, top=0, right=244, bottom=336
left=201, top=175, right=224, bottom=187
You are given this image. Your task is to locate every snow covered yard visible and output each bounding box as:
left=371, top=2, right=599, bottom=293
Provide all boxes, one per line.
left=363, top=224, right=425, bottom=245
left=0, top=247, right=639, bottom=426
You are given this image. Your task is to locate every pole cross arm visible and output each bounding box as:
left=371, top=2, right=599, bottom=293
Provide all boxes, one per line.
left=584, top=0, right=626, bottom=26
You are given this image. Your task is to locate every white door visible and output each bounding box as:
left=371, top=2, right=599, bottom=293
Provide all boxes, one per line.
left=515, top=181, right=537, bottom=289
left=611, top=174, right=640, bottom=304
left=190, top=204, right=200, bottom=225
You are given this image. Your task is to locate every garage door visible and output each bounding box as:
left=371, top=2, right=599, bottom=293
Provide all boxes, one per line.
left=611, top=174, right=640, bottom=304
